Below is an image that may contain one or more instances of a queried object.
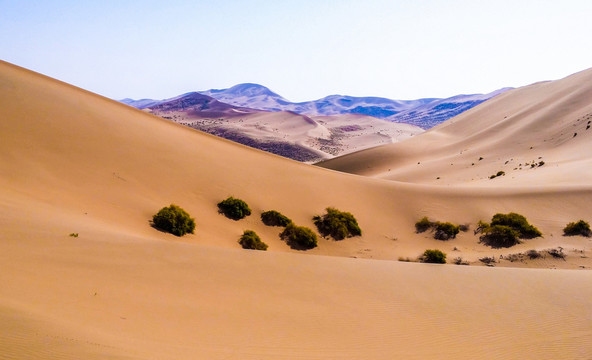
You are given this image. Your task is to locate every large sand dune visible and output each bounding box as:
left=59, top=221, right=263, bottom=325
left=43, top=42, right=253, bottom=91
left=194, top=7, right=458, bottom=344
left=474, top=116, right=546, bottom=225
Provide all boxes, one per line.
left=1, top=60, right=591, bottom=359
left=318, top=68, right=592, bottom=186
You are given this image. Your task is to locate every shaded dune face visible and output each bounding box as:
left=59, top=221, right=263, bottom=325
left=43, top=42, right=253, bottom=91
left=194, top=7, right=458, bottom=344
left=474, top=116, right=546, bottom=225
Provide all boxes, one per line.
left=0, top=60, right=591, bottom=360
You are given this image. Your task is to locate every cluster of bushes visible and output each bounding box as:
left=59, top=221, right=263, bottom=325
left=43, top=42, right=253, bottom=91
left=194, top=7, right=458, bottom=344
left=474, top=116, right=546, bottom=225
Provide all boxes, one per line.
left=217, top=196, right=252, bottom=220
left=563, top=220, right=591, bottom=237
left=152, top=204, right=196, bottom=236
left=313, top=207, right=361, bottom=240
left=415, top=217, right=460, bottom=240
left=477, top=212, right=541, bottom=248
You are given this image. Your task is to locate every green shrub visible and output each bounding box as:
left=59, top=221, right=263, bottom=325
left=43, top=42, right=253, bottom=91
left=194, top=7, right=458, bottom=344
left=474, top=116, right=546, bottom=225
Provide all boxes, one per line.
left=563, top=220, right=592, bottom=237
left=217, top=196, right=251, bottom=220
left=280, top=223, right=317, bottom=250
left=153, top=204, right=195, bottom=236
left=69, top=233, right=79, bottom=238
left=421, top=249, right=447, bottom=264
left=238, top=230, right=268, bottom=250
left=490, top=212, right=541, bottom=238
left=434, top=222, right=460, bottom=240
left=479, top=225, right=520, bottom=248
left=261, top=210, right=292, bottom=227
left=313, top=207, right=361, bottom=240
left=415, top=216, right=434, bottom=233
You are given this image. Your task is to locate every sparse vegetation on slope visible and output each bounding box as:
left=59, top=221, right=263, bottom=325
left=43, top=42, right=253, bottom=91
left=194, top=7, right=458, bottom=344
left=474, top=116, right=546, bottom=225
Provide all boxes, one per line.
left=239, top=230, right=268, bottom=250
left=261, top=210, right=292, bottom=227
left=280, top=223, right=318, bottom=250
left=152, top=204, right=195, bottom=236
left=217, top=196, right=251, bottom=220
left=313, top=207, right=361, bottom=240
left=563, top=220, right=592, bottom=237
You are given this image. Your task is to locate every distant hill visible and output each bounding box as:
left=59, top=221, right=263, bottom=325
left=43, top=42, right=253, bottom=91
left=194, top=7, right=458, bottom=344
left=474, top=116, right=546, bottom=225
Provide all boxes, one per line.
left=127, top=91, right=423, bottom=162
left=387, top=88, right=512, bottom=128
left=122, top=84, right=509, bottom=129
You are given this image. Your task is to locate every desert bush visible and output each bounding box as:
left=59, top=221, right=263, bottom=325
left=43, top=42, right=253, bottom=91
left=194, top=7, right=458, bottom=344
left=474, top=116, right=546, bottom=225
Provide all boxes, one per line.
left=217, top=196, right=251, bottom=220
left=547, top=247, right=566, bottom=260
left=313, top=207, right=361, bottom=240
left=280, top=223, right=317, bottom=250
left=152, top=204, right=195, bottom=236
left=434, top=222, right=460, bottom=240
left=261, top=210, right=292, bottom=227
left=415, top=216, right=434, bottom=233
left=421, top=249, right=447, bottom=264
left=453, top=257, right=469, bottom=265
left=490, top=212, right=542, bottom=239
left=563, top=220, right=592, bottom=237
left=479, top=225, right=520, bottom=248
left=479, top=256, right=496, bottom=265
left=526, top=249, right=543, bottom=259
left=238, top=230, right=268, bottom=250
left=69, top=233, right=79, bottom=238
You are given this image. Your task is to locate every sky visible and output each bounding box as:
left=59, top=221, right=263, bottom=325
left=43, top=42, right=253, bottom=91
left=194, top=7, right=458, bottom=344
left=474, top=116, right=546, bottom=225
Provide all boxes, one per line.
left=1, top=0, right=592, bottom=102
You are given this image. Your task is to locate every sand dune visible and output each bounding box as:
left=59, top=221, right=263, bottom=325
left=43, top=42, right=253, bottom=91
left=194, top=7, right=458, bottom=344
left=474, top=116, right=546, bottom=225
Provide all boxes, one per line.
left=318, top=68, right=592, bottom=186
left=1, top=60, right=591, bottom=359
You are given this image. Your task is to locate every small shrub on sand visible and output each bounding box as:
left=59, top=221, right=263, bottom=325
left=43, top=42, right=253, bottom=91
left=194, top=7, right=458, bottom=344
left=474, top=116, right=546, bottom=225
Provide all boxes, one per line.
left=479, top=256, right=496, bottom=265
left=480, top=225, right=521, bottom=248
left=238, top=230, right=268, bottom=251
left=69, top=233, right=79, bottom=238
left=261, top=210, right=292, bottom=227
left=434, top=222, right=460, bottom=240
left=280, top=223, right=317, bottom=250
left=217, top=196, right=251, bottom=220
left=490, top=212, right=542, bottom=239
left=547, top=247, right=566, bottom=260
left=421, top=249, right=447, bottom=264
left=526, top=249, right=543, bottom=259
left=415, top=216, right=434, bottom=233
left=152, top=204, right=195, bottom=236
left=313, top=207, right=361, bottom=240
left=453, top=257, right=469, bottom=265
left=563, top=220, right=592, bottom=237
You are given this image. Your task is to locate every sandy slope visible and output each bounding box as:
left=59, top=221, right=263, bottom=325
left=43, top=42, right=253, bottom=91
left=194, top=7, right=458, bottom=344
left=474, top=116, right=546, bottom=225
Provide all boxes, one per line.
left=1, top=60, right=591, bottom=359
left=318, top=68, right=592, bottom=186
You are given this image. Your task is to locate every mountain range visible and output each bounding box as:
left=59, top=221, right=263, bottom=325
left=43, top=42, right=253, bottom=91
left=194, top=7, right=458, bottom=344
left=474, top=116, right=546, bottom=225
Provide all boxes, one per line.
left=121, top=89, right=424, bottom=162
left=121, top=84, right=510, bottom=129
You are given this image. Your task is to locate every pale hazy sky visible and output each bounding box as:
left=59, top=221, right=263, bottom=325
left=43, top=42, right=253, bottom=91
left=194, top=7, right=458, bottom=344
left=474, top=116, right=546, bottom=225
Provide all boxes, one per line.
left=1, top=0, right=591, bottom=102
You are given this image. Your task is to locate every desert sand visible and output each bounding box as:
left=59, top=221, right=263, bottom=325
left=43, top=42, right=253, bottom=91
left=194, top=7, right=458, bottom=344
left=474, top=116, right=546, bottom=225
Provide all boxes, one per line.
left=1, top=60, right=591, bottom=359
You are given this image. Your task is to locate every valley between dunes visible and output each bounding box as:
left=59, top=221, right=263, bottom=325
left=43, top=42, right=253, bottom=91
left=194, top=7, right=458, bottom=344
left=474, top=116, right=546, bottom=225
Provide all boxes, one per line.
left=1, top=60, right=591, bottom=359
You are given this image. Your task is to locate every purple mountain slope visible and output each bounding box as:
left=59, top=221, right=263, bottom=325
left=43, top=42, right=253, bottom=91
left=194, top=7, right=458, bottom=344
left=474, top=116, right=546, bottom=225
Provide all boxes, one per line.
left=121, top=84, right=511, bottom=129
